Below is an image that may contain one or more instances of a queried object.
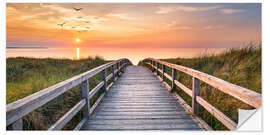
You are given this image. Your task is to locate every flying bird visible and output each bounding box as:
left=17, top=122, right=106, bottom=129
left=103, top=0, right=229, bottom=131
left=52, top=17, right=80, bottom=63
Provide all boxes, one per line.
left=57, top=22, right=66, bottom=27
left=71, top=26, right=76, bottom=29
left=73, top=7, right=83, bottom=11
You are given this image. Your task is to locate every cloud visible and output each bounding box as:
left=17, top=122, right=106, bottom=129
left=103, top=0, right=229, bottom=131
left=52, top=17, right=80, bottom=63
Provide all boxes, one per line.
left=177, top=5, right=221, bottom=12
left=156, top=7, right=175, bottom=14
left=156, top=5, right=221, bottom=14
left=106, top=13, right=135, bottom=20
left=220, top=9, right=245, bottom=14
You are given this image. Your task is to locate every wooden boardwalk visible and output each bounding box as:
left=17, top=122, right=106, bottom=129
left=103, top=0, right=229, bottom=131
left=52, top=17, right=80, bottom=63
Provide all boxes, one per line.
left=82, top=66, right=203, bottom=130
left=6, top=58, right=261, bottom=130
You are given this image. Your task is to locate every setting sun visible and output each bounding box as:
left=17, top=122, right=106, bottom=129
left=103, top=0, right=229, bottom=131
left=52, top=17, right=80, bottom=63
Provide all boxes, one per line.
left=76, top=38, right=80, bottom=43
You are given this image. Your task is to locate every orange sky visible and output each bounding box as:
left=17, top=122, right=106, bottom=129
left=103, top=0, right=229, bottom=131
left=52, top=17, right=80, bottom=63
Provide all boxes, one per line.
left=6, top=3, right=261, bottom=63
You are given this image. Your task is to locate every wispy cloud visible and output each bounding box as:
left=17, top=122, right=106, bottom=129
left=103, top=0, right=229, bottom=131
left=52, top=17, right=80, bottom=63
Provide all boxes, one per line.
left=156, top=5, right=221, bottom=14
left=177, top=5, right=221, bottom=12
left=220, top=9, right=245, bottom=14
left=106, top=13, right=135, bottom=20
left=156, top=7, right=174, bottom=14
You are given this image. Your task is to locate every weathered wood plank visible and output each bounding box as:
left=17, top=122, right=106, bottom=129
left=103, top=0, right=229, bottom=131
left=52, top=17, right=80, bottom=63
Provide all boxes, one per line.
left=49, top=99, right=86, bottom=130
left=101, top=69, right=107, bottom=93
left=9, top=119, right=23, bottom=130
left=173, top=93, right=212, bottom=131
left=88, top=81, right=104, bottom=99
left=83, top=123, right=202, bottom=130
left=74, top=117, right=87, bottom=130
left=81, top=79, right=90, bottom=125
left=95, top=108, right=183, bottom=112
left=106, top=73, right=113, bottom=81
left=93, top=111, right=188, bottom=116
left=174, top=80, right=192, bottom=97
left=146, top=63, right=172, bottom=81
left=89, top=93, right=105, bottom=115
left=87, top=119, right=198, bottom=125
left=192, top=77, right=200, bottom=115
left=91, top=115, right=192, bottom=120
left=196, top=96, right=237, bottom=130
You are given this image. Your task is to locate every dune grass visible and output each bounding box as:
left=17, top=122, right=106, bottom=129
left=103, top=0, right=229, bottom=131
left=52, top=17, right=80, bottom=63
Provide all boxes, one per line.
left=138, top=43, right=261, bottom=130
left=6, top=56, right=110, bottom=130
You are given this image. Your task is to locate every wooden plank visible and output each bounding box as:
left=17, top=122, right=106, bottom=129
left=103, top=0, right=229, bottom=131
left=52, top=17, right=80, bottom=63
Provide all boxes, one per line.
left=106, top=73, right=113, bottom=81
left=88, top=81, right=104, bottom=99
left=171, top=68, right=177, bottom=92
left=111, top=65, right=115, bottom=81
left=157, top=63, right=160, bottom=76
left=101, top=69, right=107, bottom=93
left=102, top=99, right=177, bottom=103
left=89, top=93, right=105, bottom=115
left=87, top=119, right=198, bottom=125
left=146, top=58, right=261, bottom=108
left=147, top=63, right=173, bottom=81
left=192, top=77, right=200, bottom=115
left=174, top=80, right=192, bottom=97
left=6, top=59, right=129, bottom=126
left=95, top=108, right=183, bottom=112
left=74, top=117, right=87, bottom=130
left=84, top=124, right=202, bottom=130
left=196, top=96, right=237, bottom=130
left=106, top=82, right=113, bottom=92
left=99, top=102, right=180, bottom=106
left=91, top=114, right=192, bottom=120
left=49, top=99, right=86, bottom=130
left=93, top=111, right=187, bottom=116
left=173, top=93, right=212, bottom=131
left=9, top=118, right=23, bottom=130
left=97, top=105, right=183, bottom=109
left=81, top=80, right=90, bottom=121
left=164, top=72, right=173, bottom=81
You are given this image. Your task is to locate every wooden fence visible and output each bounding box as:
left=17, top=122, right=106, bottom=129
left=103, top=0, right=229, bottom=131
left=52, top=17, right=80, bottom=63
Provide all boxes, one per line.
left=143, top=58, right=262, bottom=130
left=6, top=58, right=131, bottom=130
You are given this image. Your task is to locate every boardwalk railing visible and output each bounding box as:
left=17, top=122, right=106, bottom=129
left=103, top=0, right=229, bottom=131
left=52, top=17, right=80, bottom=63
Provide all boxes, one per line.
left=142, top=58, right=262, bottom=130
left=6, top=58, right=131, bottom=130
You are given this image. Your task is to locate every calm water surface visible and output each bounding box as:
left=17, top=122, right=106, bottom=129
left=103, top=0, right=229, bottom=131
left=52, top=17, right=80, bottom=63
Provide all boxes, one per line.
left=6, top=48, right=227, bottom=64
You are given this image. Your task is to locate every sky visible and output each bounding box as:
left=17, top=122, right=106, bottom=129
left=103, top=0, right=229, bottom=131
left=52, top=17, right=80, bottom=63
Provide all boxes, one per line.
left=6, top=3, right=261, bottom=63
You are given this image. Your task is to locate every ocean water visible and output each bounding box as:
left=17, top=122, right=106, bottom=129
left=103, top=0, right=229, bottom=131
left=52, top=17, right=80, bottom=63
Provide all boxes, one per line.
left=6, top=47, right=227, bottom=65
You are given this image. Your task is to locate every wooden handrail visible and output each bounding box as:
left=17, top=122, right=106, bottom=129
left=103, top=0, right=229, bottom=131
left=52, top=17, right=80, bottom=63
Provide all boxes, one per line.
left=143, top=58, right=262, bottom=130
left=6, top=58, right=131, bottom=130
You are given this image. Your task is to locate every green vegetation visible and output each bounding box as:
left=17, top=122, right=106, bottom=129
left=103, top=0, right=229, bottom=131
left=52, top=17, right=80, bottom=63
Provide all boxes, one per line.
left=6, top=56, right=110, bottom=130
left=139, top=44, right=261, bottom=130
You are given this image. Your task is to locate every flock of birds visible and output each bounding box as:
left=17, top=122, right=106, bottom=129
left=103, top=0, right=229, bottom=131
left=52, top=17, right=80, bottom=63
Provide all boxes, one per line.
left=57, top=7, right=97, bottom=33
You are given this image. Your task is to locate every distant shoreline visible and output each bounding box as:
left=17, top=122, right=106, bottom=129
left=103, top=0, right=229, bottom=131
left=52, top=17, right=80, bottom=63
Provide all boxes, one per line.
left=6, top=47, right=48, bottom=49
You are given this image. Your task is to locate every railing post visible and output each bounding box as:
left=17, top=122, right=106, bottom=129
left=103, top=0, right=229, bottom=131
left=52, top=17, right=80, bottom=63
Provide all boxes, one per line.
left=157, top=63, right=160, bottom=76
left=150, top=60, right=153, bottom=72
left=171, top=68, right=177, bottom=92
left=112, top=64, right=115, bottom=82
left=154, top=61, right=157, bottom=73
left=101, top=68, right=107, bottom=93
left=81, top=80, right=90, bottom=120
left=116, top=62, right=119, bottom=77
left=192, top=77, right=200, bottom=115
left=162, top=64, right=166, bottom=81
left=9, top=119, right=23, bottom=130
